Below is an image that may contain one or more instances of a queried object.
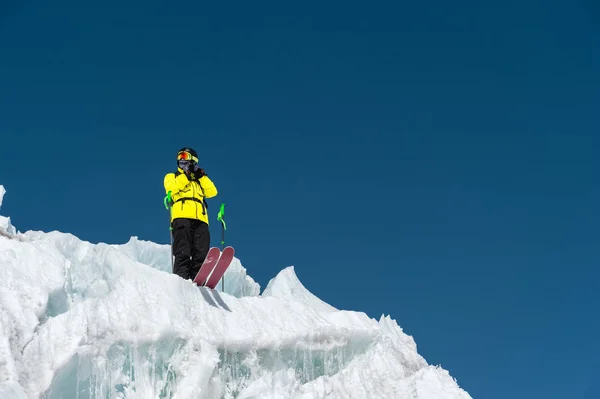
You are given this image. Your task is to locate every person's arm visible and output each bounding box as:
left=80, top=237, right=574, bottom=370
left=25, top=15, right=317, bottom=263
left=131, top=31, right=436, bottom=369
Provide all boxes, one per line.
left=199, top=175, right=218, bottom=198
left=191, top=166, right=218, bottom=198
left=164, top=172, right=190, bottom=195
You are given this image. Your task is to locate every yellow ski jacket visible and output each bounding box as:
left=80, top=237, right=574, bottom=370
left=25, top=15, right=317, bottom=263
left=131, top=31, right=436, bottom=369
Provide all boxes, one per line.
left=164, top=169, right=218, bottom=224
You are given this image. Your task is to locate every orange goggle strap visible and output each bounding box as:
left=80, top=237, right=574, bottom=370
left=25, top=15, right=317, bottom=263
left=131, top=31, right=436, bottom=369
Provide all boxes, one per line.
left=177, top=151, right=198, bottom=163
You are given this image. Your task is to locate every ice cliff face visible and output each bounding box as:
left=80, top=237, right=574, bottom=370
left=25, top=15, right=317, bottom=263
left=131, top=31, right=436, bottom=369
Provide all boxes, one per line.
left=0, top=185, right=471, bottom=399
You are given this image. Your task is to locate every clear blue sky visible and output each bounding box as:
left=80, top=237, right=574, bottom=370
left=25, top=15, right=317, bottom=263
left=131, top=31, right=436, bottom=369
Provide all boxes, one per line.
left=1, top=1, right=599, bottom=398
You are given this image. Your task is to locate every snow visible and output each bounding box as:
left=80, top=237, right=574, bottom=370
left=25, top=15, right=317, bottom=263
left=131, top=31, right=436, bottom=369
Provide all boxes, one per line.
left=0, top=185, right=16, bottom=236
left=113, top=237, right=260, bottom=298
left=263, top=267, right=337, bottom=314
left=0, top=185, right=471, bottom=398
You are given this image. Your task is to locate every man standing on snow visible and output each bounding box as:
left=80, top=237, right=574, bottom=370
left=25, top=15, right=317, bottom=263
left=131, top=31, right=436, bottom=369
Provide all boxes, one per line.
left=164, top=147, right=218, bottom=281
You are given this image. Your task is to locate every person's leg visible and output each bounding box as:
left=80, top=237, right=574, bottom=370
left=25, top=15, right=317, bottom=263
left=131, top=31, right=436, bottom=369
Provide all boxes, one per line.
left=189, top=220, right=211, bottom=280
left=172, top=218, right=192, bottom=279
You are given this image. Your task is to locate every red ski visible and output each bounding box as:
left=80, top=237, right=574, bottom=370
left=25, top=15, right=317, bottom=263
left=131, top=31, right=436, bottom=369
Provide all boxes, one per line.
left=204, top=246, right=235, bottom=289
left=193, top=247, right=221, bottom=285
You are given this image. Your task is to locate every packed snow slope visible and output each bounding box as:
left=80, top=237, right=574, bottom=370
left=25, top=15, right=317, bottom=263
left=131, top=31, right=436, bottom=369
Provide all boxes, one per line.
left=0, top=185, right=471, bottom=399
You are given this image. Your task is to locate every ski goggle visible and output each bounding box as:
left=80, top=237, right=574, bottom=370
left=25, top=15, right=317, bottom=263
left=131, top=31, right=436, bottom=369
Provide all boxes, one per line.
left=177, top=151, right=198, bottom=163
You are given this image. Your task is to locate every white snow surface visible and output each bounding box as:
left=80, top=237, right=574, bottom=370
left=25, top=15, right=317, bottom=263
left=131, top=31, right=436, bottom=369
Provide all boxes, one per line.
left=263, top=267, right=337, bottom=314
left=0, top=186, right=471, bottom=399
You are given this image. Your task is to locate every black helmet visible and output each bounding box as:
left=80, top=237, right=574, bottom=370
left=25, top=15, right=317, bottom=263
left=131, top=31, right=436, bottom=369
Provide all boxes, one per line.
left=177, top=147, right=198, bottom=163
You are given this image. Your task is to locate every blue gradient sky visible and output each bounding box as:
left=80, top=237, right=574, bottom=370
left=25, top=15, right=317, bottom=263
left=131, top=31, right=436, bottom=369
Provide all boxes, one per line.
left=1, top=1, right=599, bottom=398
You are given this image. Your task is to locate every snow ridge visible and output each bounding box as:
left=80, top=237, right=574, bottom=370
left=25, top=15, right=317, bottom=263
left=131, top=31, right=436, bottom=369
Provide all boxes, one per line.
left=0, top=185, right=471, bottom=398
left=263, top=266, right=337, bottom=313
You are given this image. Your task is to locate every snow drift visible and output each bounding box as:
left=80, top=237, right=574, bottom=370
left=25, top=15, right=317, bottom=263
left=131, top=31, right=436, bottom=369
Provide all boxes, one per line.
left=0, top=185, right=471, bottom=398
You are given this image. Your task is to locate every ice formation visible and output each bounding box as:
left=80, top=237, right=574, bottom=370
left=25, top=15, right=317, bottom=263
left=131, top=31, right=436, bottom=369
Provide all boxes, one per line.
left=0, top=185, right=471, bottom=398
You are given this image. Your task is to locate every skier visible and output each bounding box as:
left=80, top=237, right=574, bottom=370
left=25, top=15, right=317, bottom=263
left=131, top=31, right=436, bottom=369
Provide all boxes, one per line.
left=164, top=147, right=218, bottom=281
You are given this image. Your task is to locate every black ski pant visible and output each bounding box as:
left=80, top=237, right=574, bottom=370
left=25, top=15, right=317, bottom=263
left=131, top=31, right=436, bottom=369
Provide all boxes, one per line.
left=171, top=218, right=210, bottom=280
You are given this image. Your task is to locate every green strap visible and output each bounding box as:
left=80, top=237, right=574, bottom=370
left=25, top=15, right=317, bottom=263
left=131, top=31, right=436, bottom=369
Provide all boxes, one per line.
left=217, top=203, right=227, bottom=230
left=164, top=191, right=173, bottom=231
left=164, top=191, right=172, bottom=210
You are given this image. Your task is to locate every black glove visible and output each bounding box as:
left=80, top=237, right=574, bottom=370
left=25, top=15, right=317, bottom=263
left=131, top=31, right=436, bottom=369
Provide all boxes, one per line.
left=192, top=165, right=206, bottom=178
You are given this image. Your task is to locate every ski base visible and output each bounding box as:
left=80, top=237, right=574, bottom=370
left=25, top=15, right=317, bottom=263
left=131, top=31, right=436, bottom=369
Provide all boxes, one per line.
left=204, top=246, right=235, bottom=289
left=193, top=247, right=221, bottom=286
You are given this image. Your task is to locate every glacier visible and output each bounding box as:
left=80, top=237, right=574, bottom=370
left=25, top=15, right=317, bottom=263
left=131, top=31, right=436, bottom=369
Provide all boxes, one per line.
left=0, top=185, right=471, bottom=399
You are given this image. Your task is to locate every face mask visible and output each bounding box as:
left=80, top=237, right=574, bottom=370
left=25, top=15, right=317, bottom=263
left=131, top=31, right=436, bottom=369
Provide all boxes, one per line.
left=178, top=160, right=193, bottom=170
